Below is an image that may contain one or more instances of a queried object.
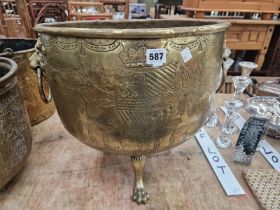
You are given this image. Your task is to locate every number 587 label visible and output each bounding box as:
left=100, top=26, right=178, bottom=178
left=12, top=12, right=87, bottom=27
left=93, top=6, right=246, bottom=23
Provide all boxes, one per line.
left=146, top=48, right=167, bottom=67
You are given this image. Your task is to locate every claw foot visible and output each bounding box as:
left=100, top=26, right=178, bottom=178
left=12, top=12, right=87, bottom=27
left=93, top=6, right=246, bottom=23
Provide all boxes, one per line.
left=133, top=187, right=150, bottom=204
left=131, top=155, right=149, bottom=204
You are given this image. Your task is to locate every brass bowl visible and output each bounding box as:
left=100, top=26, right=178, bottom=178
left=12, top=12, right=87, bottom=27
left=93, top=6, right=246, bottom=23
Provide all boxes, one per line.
left=0, top=57, right=32, bottom=189
left=31, top=19, right=230, bottom=204
left=0, top=39, right=56, bottom=125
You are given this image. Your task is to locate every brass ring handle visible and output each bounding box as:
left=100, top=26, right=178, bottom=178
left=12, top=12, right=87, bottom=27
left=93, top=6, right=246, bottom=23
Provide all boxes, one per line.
left=37, top=67, right=52, bottom=103
left=216, top=47, right=233, bottom=93
left=216, top=60, right=227, bottom=93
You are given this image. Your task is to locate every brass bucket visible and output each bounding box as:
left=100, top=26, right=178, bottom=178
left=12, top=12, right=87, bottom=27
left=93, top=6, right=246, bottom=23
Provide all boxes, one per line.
left=30, top=19, right=230, bottom=204
left=0, top=39, right=55, bottom=125
left=0, top=57, right=32, bottom=189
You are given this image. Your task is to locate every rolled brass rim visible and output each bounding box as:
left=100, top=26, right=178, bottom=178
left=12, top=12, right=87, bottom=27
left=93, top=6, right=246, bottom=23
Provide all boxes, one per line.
left=37, top=67, right=52, bottom=103
left=36, top=19, right=230, bottom=38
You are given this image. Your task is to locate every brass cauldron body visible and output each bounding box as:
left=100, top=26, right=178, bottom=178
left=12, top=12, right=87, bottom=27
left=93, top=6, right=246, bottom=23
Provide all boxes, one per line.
left=0, top=39, right=56, bottom=125
left=31, top=20, right=230, bottom=204
left=0, top=57, right=32, bottom=189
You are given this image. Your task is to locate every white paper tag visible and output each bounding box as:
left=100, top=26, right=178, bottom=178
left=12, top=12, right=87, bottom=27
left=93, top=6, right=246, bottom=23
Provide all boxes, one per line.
left=195, top=128, right=245, bottom=196
left=146, top=48, right=166, bottom=67
left=181, top=48, right=192, bottom=63
left=257, top=140, right=280, bottom=172
left=220, top=106, right=246, bottom=130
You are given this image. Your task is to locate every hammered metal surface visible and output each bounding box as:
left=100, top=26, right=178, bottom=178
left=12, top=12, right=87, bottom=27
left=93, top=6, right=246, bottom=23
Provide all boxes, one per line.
left=33, top=20, right=229, bottom=156
left=0, top=59, right=32, bottom=189
left=0, top=39, right=56, bottom=125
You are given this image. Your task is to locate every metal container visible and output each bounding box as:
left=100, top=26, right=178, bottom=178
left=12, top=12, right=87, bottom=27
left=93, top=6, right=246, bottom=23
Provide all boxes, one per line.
left=0, top=57, right=32, bottom=189
left=256, top=80, right=280, bottom=96
left=246, top=96, right=280, bottom=139
left=30, top=19, right=230, bottom=204
left=0, top=39, right=55, bottom=125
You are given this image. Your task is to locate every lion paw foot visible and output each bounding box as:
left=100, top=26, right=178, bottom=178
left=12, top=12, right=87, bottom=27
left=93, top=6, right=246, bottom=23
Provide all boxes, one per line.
left=132, top=188, right=150, bottom=204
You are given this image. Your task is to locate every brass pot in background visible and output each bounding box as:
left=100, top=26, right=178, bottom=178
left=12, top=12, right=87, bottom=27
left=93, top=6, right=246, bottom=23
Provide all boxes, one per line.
left=0, top=57, right=32, bottom=189
left=0, top=39, right=55, bottom=125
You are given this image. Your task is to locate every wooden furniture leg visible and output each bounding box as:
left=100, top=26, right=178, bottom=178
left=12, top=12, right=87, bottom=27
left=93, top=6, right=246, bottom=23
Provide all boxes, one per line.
left=196, top=11, right=205, bottom=18
left=186, top=10, right=194, bottom=17
left=255, top=25, right=275, bottom=70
